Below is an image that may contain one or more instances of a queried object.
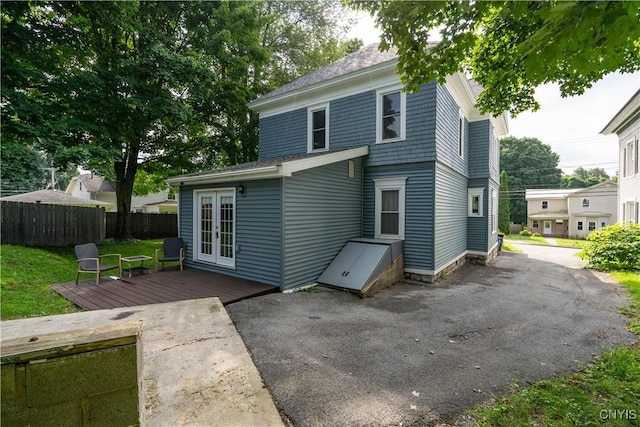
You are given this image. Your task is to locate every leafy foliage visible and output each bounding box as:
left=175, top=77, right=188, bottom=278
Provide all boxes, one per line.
left=498, top=171, right=511, bottom=235
left=519, top=228, right=532, bottom=237
left=579, top=223, right=640, bottom=271
left=500, top=136, right=563, bottom=224
left=562, top=167, right=612, bottom=188
left=352, top=1, right=640, bottom=116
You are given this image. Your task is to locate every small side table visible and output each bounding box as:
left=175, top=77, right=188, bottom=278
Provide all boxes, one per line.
left=121, top=255, right=153, bottom=278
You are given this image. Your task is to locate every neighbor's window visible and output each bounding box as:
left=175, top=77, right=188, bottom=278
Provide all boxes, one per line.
left=624, top=139, right=636, bottom=177
left=374, top=177, right=407, bottom=238
left=307, top=104, right=329, bottom=152
left=542, top=201, right=548, bottom=209
left=601, top=221, right=606, bottom=228
left=532, top=220, right=539, bottom=228
left=376, top=86, right=406, bottom=143
left=588, top=221, right=596, bottom=231
left=582, top=198, right=589, bottom=207
left=468, top=188, right=484, bottom=217
left=577, top=221, right=583, bottom=231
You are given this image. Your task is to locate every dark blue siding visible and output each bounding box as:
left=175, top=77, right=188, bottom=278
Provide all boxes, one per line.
left=434, top=163, right=468, bottom=269
left=283, top=159, right=363, bottom=289
left=179, top=180, right=283, bottom=286
left=330, top=92, right=376, bottom=151
left=467, top=178, right=489, bottom=252
left=435, top=85, right=468, bottom=176
left=258, top=109, right=307, bottom=160
left=363, top=162, right=436, bottom=271
left=468, top=120, right=490, bottom=178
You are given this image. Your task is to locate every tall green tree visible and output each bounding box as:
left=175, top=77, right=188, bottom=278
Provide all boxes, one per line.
left=499, top=171, right=511, bottom=235
left=561, top=167, right=611, bottom=188
left=500, top=137, right=563, bottom=224
left=352, top=1, right=640, bottom=116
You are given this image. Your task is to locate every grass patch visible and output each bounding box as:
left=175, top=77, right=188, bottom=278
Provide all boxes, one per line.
left=554, top=237, right=588, bottom=249
left=504, top=234, right=548, bottom=245
left=1, top=239, right=164, bottom=320
left=469, top=269, right=640, bottom=426
left=501, top=241, right=523, bottom=253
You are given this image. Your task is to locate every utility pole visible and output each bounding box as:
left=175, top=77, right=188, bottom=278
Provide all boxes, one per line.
left=42, top=165, right=57, bottom=191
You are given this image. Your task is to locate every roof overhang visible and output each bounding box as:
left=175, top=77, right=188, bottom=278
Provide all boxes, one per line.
left=601, top=89, right=640, bottom=134
left=167, top=146, right=369, bottom=186
left=528, top=213, right=570, bottom=219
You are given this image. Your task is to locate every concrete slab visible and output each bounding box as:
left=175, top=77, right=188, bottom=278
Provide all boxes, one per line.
left=1, top=298, right=283, bottom=427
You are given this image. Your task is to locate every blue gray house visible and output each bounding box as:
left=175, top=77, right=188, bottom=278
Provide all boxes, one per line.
left=167, top=44, right=508, bottom=291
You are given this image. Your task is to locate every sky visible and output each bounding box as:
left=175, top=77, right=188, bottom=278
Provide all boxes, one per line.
left=347, top=13, right=640, bottom=177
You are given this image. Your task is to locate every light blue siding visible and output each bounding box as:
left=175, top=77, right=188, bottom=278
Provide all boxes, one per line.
left=363, top=162, right=436, bottom=271
left=468, top=120, right=490, bottom=178
left=435, top=84, right=468, bottom=176
left=179, top=180, right=283, bottom=286
left=283, top=159, right=363, bottom=289
left=434, top=163, right=468, bottom=269
left=467, top=178, right=489, bottom=252
left=258, top=109, right=307, bottom=160
left=330, top=92, right=376, bottom=151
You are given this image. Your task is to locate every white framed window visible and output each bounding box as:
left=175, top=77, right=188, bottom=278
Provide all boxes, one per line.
left=374, top=177, right=407, bottom=239
left=458, top=113, right=464, bottom=158
left=532, top=220, right=539, bottom=228
left=542, top=200, right=548, bottom=209
left=468, top=188, right=484, bottom=217
left=577, top=221, right=583, bottom=231
left=623, top=201, right=636, bottom=223
left=588, top=221, right=596, bottom=231
left=623, top=139, right=637, bottom=177
left=193, top=188, right=236, bottom=268
left=376, top=85, right=406, bottom=143
left=307, top=103, right=329, bottom=152
left=582, top=198, right=589, bottom=207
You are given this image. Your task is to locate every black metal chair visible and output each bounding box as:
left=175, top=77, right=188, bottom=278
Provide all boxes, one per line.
left=74, top=243, right=122, bottom=286
left=155, top=237, right=185, bottom=272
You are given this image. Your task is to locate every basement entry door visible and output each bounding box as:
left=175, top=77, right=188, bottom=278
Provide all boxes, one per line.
left=196, top=190, right=235, bottom=267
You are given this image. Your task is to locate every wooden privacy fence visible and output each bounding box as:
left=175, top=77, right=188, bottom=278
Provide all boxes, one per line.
left=106, top=212, right=177, bottom=239
left=1, top=201, right=105, bottom=247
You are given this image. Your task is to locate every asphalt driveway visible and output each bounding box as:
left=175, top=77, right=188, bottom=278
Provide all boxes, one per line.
left=227, top=244, right=636, bottom=426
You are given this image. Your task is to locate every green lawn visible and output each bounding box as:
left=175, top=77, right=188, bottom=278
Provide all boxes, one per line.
left=504, top=234, right=548, bottom=245
left=471, top=270, right=640, bottom=426
left=501, top=241, right=523, bottom=253
left=0, top=239, right=164, bottom=320
left=554, top=237, right=588, bottom=249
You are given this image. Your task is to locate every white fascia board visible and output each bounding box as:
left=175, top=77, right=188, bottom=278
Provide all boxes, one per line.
left=280, top=146, right=369, bottom=176
left=251, top=62, right=399, bottom=118
left=167, top=166, right=281, bottom=186
left=602, top=90, right=640, bottom=134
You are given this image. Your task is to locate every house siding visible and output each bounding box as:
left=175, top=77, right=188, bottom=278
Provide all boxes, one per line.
left=435, top=84, right=468, bottom=176
left=258, top=108, right=307, bottom=160
left=179, top=180, right=283, bottom=286
left=434, top=163, right=468, bottom=269
left=467, top=178, right=489, bottom=252
left=283, top=159, right=363, bottom=289
left=363, top=162, right=436, bottom=271
left=468, top=120, right=490, bottom=178
left=330, top=92, right=376, bottom=151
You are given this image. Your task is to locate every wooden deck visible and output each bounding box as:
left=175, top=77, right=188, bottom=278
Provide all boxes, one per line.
left=52, top=268, right=278, bottom=311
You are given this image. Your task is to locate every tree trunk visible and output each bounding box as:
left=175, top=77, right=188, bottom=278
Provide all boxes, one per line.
left=113, top=141, right=140, bottom=239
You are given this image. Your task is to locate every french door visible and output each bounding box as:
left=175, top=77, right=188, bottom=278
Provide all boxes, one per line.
left=195, top=190, right=235, bottom=267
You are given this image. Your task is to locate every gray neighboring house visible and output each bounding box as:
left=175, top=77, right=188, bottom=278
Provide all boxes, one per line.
left=167, top=43, right=508, bottom=290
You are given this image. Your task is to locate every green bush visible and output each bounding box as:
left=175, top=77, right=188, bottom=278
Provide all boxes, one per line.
left=531, top=232, right=541, bottom=237
left=579, top=223, right=640, bottom=271
left=519, top=228, right=532, bottom=236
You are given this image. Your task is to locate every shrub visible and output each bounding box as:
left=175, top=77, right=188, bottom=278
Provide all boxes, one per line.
left=519, top=228, right=532, bottom=236
left=532, top=232, right=541, bottom=237
left=579, top=223, right=640, bottom=271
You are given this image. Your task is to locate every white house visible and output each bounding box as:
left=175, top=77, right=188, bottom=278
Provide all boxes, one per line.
left=602, top=89, right=639, bottom=224
left=525, top=181, right=617, bottom=238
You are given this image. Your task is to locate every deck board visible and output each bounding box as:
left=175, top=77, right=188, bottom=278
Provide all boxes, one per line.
left=53, top=269, right=278, bottom=311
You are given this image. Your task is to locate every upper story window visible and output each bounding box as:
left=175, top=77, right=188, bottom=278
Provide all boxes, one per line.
left=582, top=198, right=590, bottom=207
left=307, top=103, right=329, bottom=152
left=542, top=200, right=548, bottom=209
left=376, top=85, right=406, bottom=143
left=624, top=139, right=637, bottom=177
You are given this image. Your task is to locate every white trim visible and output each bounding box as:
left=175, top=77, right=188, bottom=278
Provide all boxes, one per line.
left=307, top=102, right=329, bottom=153
left=168, top=146, right=369, bottom=185
left=192, top=188, right=236, bottom=269
left=468, top=188, right=484, bottom=217
left=376, top=84, right=406, bottom=143
left=374, top=177, right=407, bottom=239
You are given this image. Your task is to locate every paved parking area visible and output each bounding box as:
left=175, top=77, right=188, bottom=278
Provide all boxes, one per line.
left=227, top=245, right=636, bottom=426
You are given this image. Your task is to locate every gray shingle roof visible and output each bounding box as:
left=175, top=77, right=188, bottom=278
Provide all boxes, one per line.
left=78, top=174, right=116, bottom=193
left=0, top=190, right=113, bottom=206
left=257, top=43, right=400, bottom=101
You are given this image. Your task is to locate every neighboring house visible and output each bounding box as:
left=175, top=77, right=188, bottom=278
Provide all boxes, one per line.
left=66, top=173, right=173, bottom=213
left=525, top=181, right=618, bottom=238
left=167, top=43, right=508, bottom=291
left=0, top=190, right=112, bottom=207
left=602, top=89, right=639, bottom=224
